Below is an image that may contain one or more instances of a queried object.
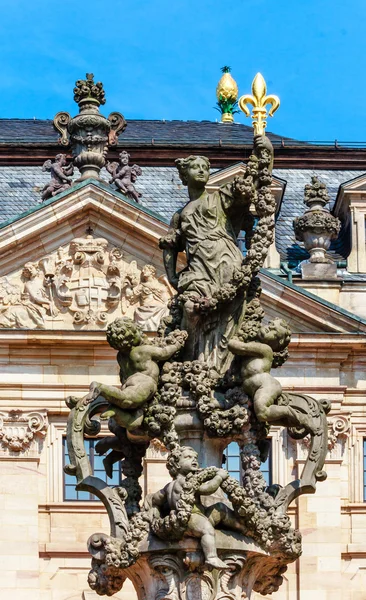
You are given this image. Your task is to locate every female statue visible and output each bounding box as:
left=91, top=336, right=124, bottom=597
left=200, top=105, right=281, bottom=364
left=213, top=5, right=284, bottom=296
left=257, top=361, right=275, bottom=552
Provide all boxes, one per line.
left=159, top=135, right=274, bottom=372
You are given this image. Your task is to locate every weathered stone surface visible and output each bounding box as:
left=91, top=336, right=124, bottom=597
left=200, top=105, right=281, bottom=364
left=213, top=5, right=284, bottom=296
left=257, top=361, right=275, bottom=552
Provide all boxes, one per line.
left=301, top=262, right=337, bottom=279
left=0, top=233, right=172, bottom=331
left=63, top=134, right=331, bottom=599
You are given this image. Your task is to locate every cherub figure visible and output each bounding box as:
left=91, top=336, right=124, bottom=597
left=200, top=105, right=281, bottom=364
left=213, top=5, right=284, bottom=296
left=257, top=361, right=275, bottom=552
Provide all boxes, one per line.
left=87, top=317, right=187, bottom=431
left=106, top=151, right=142, bottom=202
left=145, top=446, right=247, bottom=569
left=41, top=154, right=74, bottom=201
left=228, top=318, right=300, bottom=427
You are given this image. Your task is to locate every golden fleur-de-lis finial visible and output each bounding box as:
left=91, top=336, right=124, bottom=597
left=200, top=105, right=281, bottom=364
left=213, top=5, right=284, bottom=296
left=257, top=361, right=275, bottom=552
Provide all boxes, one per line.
left=238, top=73, right=280, bottom=135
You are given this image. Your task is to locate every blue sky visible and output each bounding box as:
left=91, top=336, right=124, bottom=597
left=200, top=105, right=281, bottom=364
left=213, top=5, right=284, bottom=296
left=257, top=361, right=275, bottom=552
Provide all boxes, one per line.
left=0, top=0, right=364, bottom=141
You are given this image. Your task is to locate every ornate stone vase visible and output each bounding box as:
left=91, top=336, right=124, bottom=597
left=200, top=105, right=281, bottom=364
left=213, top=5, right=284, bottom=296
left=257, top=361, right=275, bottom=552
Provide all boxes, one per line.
left=53, top=74, right=126, bottom=181
left=293, top=176, right=341, bottom=263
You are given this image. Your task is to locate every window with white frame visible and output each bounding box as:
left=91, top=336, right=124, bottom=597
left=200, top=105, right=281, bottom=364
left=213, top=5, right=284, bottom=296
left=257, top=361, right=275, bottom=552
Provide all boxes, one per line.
left=63, top=437, right=121, bottom=501
left=222, top=441, right=272, bottom=486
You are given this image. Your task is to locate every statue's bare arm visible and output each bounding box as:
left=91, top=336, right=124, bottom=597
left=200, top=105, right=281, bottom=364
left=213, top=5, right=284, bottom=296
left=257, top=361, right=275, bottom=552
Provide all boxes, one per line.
left=198, top=470, right=229, bottom=495
left=160, top=211, right=183, bottom=290
left=228, top=339, right=269, bottom=358
left=149, top=332, right=188, bottom=362
left=53, top=164, right=72, bottom=183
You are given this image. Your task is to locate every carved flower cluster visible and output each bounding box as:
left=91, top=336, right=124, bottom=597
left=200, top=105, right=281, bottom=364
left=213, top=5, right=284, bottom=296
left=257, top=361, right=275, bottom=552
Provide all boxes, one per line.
left=178, top=262, right=252, bottom=315
left=221, top=444, right=302, bottom=559
left=304, top=175, right=330, bottom=209
left=243, top=148, right=276, bottom=276
left=294, top=211, right=341, bottom=238
left=88, top=513, right=150, bottom=596
left=143, top=360, right=182, bottom=440
left=180, top=361, right=249, bottom=437
left=236, top=296, right=265, bottom=342
left=74, top=74, right=106, bottom=105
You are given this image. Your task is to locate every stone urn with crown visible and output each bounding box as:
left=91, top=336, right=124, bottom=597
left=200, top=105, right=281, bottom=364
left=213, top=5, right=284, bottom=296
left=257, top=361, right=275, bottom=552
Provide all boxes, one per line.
left=53, top=73, right=126, bottom=181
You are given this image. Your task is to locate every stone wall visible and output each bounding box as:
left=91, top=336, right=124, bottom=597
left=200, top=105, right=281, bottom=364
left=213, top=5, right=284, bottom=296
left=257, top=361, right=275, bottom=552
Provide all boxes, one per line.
left=0, top=328, right=365, bottom=599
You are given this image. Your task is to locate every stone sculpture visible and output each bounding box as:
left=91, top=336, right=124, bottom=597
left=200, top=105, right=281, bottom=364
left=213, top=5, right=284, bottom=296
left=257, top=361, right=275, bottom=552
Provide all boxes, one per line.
left=64, top=75, right=331, bottom=600
left=145, top=445, right=249, bottom=569
left=294, top=176, right=341, bottom=278
left=0, top=235, right=172, bottom=331
left=159, top=134, right=273, bottom=373
left=53, top=73, right=126, bottom=181
left=106, top=151, right=142, bottom=202
left=41, top=154, right=74, bottom=201
left=124, top=264, right=170, bottom=331
left=87, top=318, right=187, bottom=431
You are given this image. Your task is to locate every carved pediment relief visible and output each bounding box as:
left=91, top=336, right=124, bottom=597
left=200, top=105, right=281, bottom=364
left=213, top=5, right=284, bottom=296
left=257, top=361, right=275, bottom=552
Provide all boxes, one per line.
left=0, top=233, right=173, bottom=331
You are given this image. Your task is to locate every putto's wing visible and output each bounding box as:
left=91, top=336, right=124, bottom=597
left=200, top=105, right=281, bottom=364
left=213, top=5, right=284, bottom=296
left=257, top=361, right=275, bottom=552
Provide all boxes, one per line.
left=42, top=159, right=53, bottom=173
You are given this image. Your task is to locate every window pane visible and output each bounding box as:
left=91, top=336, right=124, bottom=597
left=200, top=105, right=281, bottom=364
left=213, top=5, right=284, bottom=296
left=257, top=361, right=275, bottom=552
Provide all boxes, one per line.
left=63, top=437, right=121, bottom=501
left=228, top=457, right=240, bottom=471
left=222, top=440, right=272, bottom=487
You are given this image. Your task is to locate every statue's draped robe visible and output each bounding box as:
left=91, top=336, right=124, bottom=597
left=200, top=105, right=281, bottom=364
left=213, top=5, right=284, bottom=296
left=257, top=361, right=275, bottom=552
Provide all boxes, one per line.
left=174, top=187, right=248, bottom=372
left=178, top=190, right=244, bottom=298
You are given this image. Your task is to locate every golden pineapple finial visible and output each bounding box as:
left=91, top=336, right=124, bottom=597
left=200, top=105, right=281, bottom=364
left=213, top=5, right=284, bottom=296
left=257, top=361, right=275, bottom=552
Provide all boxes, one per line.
left=216, top=66, right=239, bottom=123
left=238, top=73, right=280, bottom=135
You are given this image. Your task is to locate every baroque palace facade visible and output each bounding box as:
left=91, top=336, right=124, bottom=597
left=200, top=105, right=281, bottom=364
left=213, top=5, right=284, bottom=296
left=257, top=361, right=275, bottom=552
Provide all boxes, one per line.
left=1, top=79, right=366, bottom=600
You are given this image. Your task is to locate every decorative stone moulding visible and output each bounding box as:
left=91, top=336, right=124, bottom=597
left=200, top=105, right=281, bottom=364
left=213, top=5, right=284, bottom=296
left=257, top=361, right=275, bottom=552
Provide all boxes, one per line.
left=0, top=233, right=172, bottom=331
left=293, top=176, right=341, bottom=277
left=53, top=73, right=126, bottom=181
left=0, top=410, right=48, bottom=453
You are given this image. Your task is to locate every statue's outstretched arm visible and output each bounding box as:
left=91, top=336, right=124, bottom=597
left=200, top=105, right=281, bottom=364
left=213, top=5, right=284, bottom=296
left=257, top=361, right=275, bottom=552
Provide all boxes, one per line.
left=228, top=339, right=268, bottom=358
left=149, top=333, right=187, bottom=362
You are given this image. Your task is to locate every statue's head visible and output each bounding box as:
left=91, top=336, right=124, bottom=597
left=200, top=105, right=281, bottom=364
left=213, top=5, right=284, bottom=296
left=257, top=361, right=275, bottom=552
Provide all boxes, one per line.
left=22, top=262, right=38, bottom=280
left=175, top=156, right=210, bottom=189
left=257, top=318, right=291, bottom=351
left=119, top=151, right=130, bottom=165
left=106, top=317, right=144, bottom=352
left=141, top=264, right=156, bottom=281
left=167, top=445, right=199, bottom=478
left=55, top=153, right=66, bottom=166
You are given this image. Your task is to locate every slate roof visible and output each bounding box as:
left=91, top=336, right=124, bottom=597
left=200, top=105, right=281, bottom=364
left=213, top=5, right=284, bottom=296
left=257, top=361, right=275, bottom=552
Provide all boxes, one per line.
left=0, top=119, right=304, bottom=147
left=0, top=164, right=362, bottom=269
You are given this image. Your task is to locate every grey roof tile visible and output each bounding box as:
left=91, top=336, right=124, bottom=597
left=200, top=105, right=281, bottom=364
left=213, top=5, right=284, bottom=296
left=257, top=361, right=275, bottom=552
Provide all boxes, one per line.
left=0, top=164, right=362, bottom=266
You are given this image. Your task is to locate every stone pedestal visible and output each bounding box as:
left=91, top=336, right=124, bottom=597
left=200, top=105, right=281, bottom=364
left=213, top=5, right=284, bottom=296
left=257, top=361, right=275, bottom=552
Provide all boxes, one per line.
left=90, top=531, right=287, bottom=600
left=301, top=262, right=337, bottom=280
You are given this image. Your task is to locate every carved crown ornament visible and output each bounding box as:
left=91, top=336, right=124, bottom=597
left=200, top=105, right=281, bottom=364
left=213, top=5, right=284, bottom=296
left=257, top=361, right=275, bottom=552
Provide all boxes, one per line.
left=0, top=233, right=173, bottom=331
left=0, top=410, right=48, bottom=453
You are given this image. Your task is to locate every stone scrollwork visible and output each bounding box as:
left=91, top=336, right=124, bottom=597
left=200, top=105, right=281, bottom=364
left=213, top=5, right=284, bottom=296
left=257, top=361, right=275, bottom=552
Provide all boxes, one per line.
left=327, top=414, right=350, bottom=450
left=64, top=126, right=330, bottom=600
left=0, top=234, right=172, bottom=331
left=0, top=410, right=48, bottom=453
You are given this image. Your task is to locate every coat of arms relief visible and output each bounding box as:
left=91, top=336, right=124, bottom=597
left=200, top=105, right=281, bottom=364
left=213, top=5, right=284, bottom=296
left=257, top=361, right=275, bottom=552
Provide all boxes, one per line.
left=0, top=234, right=172, bottom=331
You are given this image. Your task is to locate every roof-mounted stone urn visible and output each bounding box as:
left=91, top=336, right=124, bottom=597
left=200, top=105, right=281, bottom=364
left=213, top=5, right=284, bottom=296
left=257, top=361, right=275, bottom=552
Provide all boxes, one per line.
left=53, top=73, right=126, bottom=181
left=293, top=175, right=341, bottom=278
